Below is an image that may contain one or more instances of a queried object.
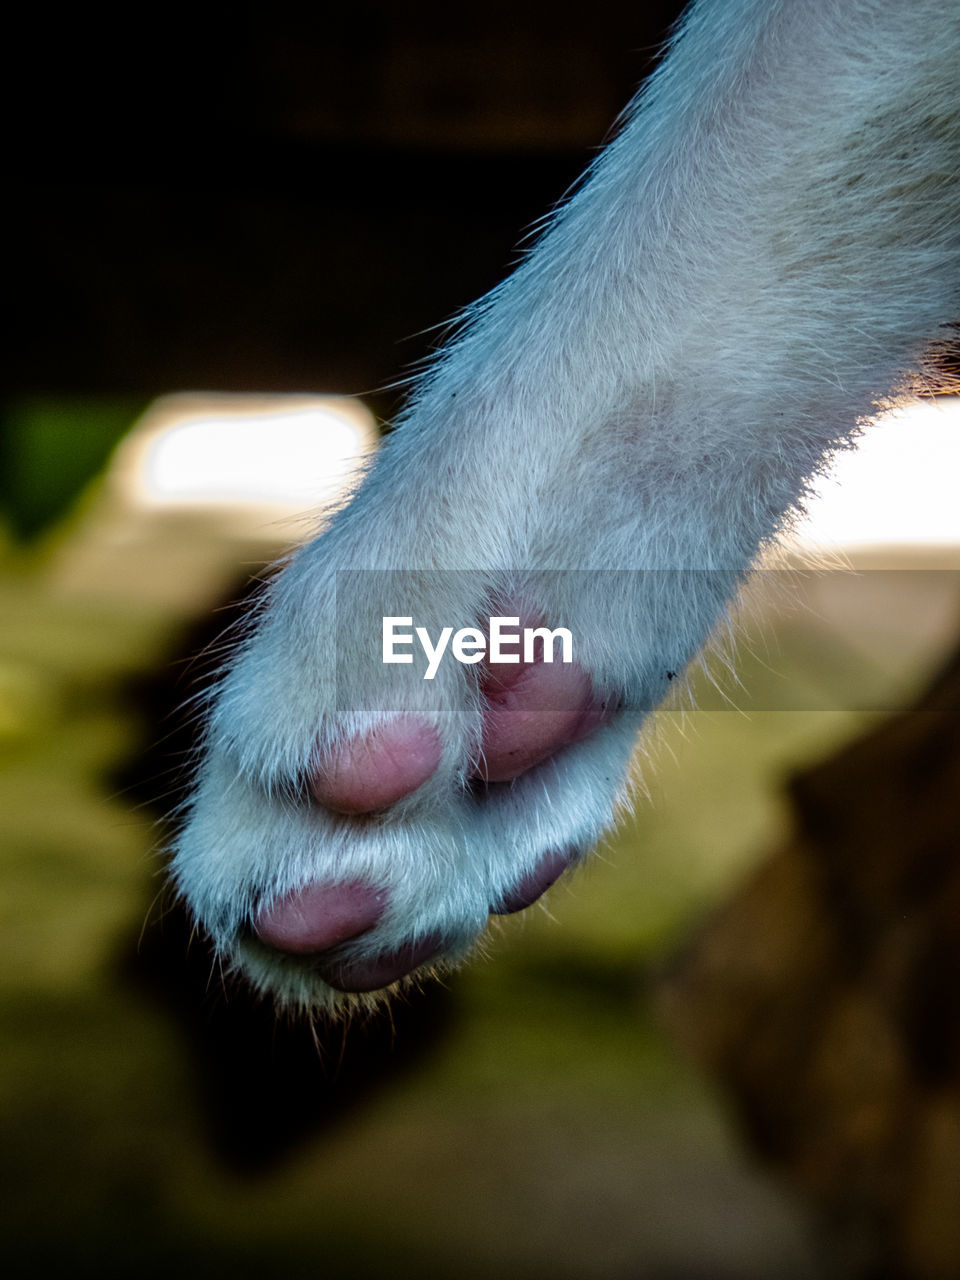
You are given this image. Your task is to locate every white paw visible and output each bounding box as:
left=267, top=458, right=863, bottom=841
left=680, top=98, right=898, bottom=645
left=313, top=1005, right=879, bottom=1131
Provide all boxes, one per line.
left=173, top=537, right=656, bottom=1012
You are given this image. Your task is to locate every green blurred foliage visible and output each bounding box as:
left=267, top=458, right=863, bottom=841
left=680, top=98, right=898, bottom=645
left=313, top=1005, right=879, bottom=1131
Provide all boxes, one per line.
left=0, top=398, right=147, bottom=539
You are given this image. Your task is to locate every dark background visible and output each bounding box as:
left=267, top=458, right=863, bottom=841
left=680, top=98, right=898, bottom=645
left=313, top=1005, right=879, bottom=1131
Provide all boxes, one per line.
left=8, top=1, right=684, bottom=401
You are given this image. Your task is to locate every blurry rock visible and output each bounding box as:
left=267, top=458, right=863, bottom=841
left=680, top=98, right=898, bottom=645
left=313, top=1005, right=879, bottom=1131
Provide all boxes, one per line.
left=658, top=643, right=960, bottom=1279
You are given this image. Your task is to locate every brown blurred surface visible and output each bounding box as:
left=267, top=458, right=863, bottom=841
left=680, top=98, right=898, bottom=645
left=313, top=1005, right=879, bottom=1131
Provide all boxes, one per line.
left=659, top=644, right=960, bottom=1279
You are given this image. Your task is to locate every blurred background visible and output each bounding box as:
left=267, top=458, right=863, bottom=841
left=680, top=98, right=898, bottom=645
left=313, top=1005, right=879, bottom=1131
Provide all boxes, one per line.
left=3, top=3, right=959, bottom=1277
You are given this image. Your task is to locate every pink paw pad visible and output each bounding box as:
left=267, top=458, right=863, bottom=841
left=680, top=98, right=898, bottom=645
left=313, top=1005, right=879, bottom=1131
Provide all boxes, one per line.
left=309, top=716, right=443, bottom=814
left=317, top=934, right=446, bottom=992
left=493, top=849, right=574, bottom=914
left=254, top=880, right=386, bottom=954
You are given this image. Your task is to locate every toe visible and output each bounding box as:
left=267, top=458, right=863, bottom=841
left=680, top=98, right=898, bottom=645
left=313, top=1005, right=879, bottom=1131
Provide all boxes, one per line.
left=254, top=880, right=387, bottom=954
left=309, top=715, right=443, bottom=813
left=318, top=933, right=446, bottom=992
left=477, top=660, right=612, bottom=781
left=493, top=848, right=574, bottom=914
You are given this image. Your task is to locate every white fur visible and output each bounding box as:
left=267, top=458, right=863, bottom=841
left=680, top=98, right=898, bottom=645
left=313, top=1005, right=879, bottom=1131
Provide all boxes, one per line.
left=173, top=0, right=960, bottom=1013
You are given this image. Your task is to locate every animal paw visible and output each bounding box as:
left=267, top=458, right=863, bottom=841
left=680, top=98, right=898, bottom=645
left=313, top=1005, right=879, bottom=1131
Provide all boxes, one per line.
left=173, top=555, right=648, bottom=1013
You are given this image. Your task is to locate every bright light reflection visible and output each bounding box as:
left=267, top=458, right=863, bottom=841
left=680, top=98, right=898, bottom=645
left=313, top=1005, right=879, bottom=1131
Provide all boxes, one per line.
left=148, top=410, right=361, bottom=504
left=789, top=396, right=960, bottom=555
left=118, top=393, right=377, bottom=525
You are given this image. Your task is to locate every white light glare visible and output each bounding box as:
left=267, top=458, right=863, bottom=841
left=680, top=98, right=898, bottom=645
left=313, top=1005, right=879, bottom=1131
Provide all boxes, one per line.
left=119, top=393, right=377, bottom=519
left=790, top=396, right=960, bottom=554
